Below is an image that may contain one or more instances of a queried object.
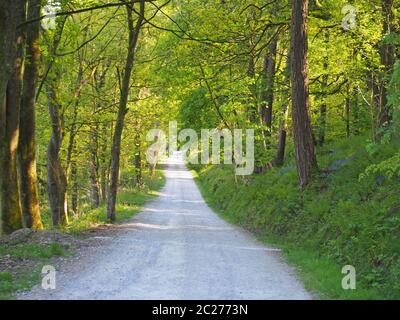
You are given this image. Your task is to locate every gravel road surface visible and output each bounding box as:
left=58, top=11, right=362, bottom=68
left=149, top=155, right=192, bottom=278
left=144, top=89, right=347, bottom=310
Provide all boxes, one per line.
left=20, top=153, right=312, bottom=300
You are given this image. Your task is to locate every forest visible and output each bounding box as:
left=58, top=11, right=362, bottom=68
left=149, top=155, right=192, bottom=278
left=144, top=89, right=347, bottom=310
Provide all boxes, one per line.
left=0, top=0, right=399, bottom=300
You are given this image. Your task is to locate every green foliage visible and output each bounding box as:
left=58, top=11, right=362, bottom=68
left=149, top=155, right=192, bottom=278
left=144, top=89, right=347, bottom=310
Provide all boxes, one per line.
left=179, top=87, right=217, bottom=131
left=362, top=153, right=400, bottom=180
left=361, top=62, right=400, bottom=181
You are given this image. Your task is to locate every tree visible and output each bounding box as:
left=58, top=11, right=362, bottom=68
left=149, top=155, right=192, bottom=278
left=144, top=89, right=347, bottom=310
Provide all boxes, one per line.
left=290, top=0, right=317, bottom=188
left=19, top=0, right=43, bottom=230
left=317, top=30, right=329, bottom=146
left=107, top=1, right=145, bottom=222
left=46, top=65, right=69, bottom=227
left=275, top=55, right=291, bottom=166
left=260, top=35, right=278, bottom=133
left=43, top=17, right=70, bottom=227
left=0, top=1, right=25, bottom=235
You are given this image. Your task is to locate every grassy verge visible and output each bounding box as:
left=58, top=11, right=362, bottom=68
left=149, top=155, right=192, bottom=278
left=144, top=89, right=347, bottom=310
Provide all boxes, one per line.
left=0, top=243, right=66, bottom=300
left=65, top=170, right=165, bottom=233
left=192, top=135, right=400, bottom=300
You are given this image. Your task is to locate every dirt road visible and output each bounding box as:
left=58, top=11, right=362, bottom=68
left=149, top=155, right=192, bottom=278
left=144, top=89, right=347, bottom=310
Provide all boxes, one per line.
left=20, top=153, right=311, bottom=300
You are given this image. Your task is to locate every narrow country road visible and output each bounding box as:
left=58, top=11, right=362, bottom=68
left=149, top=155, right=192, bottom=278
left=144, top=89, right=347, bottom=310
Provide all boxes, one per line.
left=20, top=153, right=312, bottom=300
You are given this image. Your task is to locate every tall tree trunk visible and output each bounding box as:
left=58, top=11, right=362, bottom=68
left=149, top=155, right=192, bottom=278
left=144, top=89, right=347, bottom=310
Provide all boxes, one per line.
left=19, top=0, right=43, bottom=230
left=46, top=74, right=68, bottom=227
left=319, top=99, right=327, bottom=145
left=290, top=0, right=317, bottom=188
left=378, top=0, right=395, bottom=127
left=370, top=72, right=380, bottom=139
left=70, top=158, right=78, bottom=216
left=89, top=126, right=100, bottom=208
left=134, top=133, right=143, bottom=187
left=247, top=52, right=258, bottom=123
left=45, top=18, right=68, bottom=227
left=66, top=108, right=78, bottom=217
left=0, top=1, right=25, bottom=234
left=260, top=35, right=278, bottom=133
left=345, top=85, right=351, bottom=138
left=107, top=2, right=145, bottom=222
left=275, top=56, right=291, bottom=167
left=100, top=124, right=108, bottom=203
left=89, top=67, right=107, bottom=208
left=0, top=2, right=16, bottom=103
left=65, top=68, right=82, bottom=173
left=65, top=62, right=85, bottom=216
left=353, top=86, right=359, bottom=135
left=318, top=31, right=329, bottom=146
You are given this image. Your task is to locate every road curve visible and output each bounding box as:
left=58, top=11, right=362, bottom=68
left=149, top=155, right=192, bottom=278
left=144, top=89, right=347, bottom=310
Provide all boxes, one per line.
left=20, top=152, right=312, bottom=300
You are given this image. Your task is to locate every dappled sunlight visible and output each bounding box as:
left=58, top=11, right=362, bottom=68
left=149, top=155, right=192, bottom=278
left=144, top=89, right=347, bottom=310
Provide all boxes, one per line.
left=113, top=222, right=234, bottom=232
left=116, top=237, right=281, bottom=252
left=153, top=191, right=174, bottom=198
left=164, top=170, right=193, bottom=180
left=144, top=207, right=201, bottom=214
left=143, top=208, right=201, bottom=217
left=171, top=199, right=205, bottom=204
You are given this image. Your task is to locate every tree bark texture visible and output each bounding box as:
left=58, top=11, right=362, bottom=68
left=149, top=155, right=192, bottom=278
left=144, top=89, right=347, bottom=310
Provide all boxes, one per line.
left=290, top=0, right=317, bottom=188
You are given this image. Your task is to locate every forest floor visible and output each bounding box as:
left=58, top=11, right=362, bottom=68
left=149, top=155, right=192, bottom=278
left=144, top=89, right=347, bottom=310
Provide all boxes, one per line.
left=16, top=153, right=311, bottom=300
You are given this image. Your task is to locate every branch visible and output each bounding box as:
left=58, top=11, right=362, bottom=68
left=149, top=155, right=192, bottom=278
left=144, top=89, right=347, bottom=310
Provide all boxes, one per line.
left=55, top=8, right=119, bottom=57
left=198, top=63, right=231, bottom=130
left=19, top=0, right=154, bottom=28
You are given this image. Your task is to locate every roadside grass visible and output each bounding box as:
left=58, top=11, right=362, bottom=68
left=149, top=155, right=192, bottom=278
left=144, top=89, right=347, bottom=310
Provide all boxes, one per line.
left=0, top=243, right=65, bottom=259
left=258, top=236, right=383, bottom=300
left=0, top=169, right=165, bottom=300
left=47, top=169, right=166, bottom=233
left=192, top=135, right=400, bottom=300
left=65, top=188, right=162, bottom=233
left=0, top=244, right=66, bottom=300
left=0, top=268, right=43, bottom=300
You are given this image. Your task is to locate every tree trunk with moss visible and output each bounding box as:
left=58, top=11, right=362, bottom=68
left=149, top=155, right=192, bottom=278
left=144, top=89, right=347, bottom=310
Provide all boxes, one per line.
left=0, top=1, right=25, bottom=235
left=19, top=0, right=43, bottom=230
